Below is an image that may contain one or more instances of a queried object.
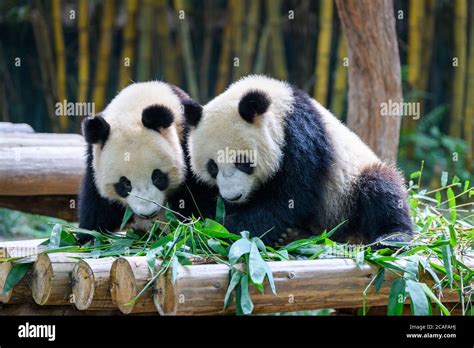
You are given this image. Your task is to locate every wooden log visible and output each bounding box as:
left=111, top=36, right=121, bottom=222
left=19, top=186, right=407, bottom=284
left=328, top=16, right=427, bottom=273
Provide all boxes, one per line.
left=0, top=261, right=32, bottom=304
left=0, top=302, right=122, bottom=316
left=0, top=195, right=78, bottom=221
left=71, top=257, right=115, bottom=310
left=0, top=122, right=34, bottom=133
left=153, top=258, right=470, bottom=315
left=110, top=257, right=156, bottom=314
left=0, top=133, right=84, bottom=147
left=31, top=253, right=79, bottom=305
left=0, top=242, right=33, bottom=304
left=0, top=146, right=85, bottom=195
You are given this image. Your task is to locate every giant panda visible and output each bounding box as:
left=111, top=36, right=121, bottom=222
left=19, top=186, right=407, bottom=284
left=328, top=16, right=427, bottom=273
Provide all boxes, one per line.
left=183, top=75, right=413, bottom=246
left=79, top=81, right=217, bottom=240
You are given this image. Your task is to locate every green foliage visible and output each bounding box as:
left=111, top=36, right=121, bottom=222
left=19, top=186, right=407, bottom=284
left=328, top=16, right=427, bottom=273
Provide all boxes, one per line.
left=3, top=166, right=473, bottom=316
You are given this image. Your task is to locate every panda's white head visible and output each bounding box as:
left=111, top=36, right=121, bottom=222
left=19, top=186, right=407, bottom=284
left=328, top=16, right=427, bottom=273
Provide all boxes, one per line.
left=184, top=75, right=294, bottom=204
left=82, top=81, right=186, bottom=218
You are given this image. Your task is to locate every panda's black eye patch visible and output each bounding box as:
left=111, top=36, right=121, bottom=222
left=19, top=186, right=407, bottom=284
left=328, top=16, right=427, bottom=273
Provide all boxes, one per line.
left=152, top=169, right=169, bottom=191
left=207, top=159, right=218, bottom=179
left=235, top=157, right=254, bottom=175
left=114, top=176, right=132, bottom=198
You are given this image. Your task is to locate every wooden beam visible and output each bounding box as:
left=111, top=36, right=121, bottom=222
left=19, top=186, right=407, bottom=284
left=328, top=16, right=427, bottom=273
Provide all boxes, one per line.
left=153, top=258, right=470, bottom=315
left=0, top=195, right=78, bottom=220
left=0, top=146, right=85, bottom=195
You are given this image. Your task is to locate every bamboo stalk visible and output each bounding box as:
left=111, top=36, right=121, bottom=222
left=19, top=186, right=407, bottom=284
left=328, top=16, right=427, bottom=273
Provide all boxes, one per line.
left=118, top=0, right=139, bottom=89
left=137, top=0, right=153, bottom=81
left=30, top=9, right=56, bottom=128
left=92, top=0, right=116, bottom=112
left=253, top=25, right=271, bottom=74
left=330, top=32, right=348, bottom=117
left=215, top=2, right=233, bottom=94
left=240, top=0, right=260, bottom=76
left=77, top=0, right=89, bottom=104
left=420, top=0, right=436, bottom=103
left=464, top=3, right=474, bottom=172
left=51, top=0, right=68, bottom=132
left=313, top=0, right=333, bottom=105
left=407, top=0, right=423, bottom=91
left=71, top=257, right=115, bottom=310
left=30, top=253, right=78, bottom=305
left=199, top=0, right=213, bottom=100
left=230, top=0, right=244, bottom=80
left=449, top=0, right=468, bottom=138
left=174, top=0, right=199, bottom=100
left=156, top=0, right=178, bottom=85
left=110, top=257, right=156, bottom=314
left=266, top=0, right=287, bottom=80
left=154, top=258, right=468, bottom=316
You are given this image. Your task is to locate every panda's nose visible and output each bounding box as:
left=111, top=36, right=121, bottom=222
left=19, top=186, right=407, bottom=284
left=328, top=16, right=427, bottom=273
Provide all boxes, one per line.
left=225, top=193, right=242, bottom=202
left=137, top=210, right=159, bottom=219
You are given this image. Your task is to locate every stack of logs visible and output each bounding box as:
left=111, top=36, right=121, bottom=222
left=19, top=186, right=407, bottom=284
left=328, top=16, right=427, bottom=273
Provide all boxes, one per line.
left=0, top=239, right=470, bottom=316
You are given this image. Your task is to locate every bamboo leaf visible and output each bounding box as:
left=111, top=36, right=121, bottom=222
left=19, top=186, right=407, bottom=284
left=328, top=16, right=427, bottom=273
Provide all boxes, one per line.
left=239, top=274, right=254, bottom=315
left=374, top=268, right=385, bottom=293
left=406, top=280, right=430, bottom=315
left=48, top=224, right=62, bottom=249
left=228, top=238, right=252, bottom=265
left=421, top=283, right=450, bottom=316
left=215, top=197, right=225, bottom=225
left=207, top=239, right=228, bottom=256
left=388, top=278, right=406, bottom=316
left=120, top=206, right=134, bottom=231
left=249, top=242, right=266, bottom=284
left=3, top=263, right=32, bottom=294
left=441, top=171, right=448, bottom=187
left=224, top=269, right=242, bottom=310
left=446, top=187, right=456, bottom=221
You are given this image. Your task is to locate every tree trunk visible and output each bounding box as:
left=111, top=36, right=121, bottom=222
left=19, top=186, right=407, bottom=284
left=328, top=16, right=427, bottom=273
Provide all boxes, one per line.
left=335, top=0, right=403, bottom=163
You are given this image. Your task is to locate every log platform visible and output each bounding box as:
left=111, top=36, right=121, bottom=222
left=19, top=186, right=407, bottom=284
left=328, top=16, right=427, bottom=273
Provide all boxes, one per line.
left=0, top=239, right=471, bottom=316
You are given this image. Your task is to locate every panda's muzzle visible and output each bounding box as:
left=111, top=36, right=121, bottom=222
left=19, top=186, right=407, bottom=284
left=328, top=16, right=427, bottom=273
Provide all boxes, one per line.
left=137, top=210, right=160, bottom=219
left=224, top=193, right=242, bottom=202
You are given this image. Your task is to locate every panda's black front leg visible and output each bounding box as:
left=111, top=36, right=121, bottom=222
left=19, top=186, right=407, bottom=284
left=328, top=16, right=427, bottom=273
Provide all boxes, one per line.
left=224, top=199, right=301, bottom=246
left=349, top=164, right=413, bottom=247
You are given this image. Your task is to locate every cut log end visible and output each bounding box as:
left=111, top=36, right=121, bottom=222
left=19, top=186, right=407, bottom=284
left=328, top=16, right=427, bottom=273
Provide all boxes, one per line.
left=0, top=261, right=13, bottom=303
left=110, top=258, right=138, bottom=314
left=154, top=267, right=177, bottom=316
left=71, top=260, right=95, bottom=310
left=31, top=253, right=53, bottom=305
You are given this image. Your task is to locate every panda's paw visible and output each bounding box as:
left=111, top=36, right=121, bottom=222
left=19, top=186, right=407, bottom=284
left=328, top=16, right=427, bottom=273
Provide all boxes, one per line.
left=76, top=234, right=95, bottom=246
left=373, top=232, right=413, bottom=249
left=274, top=227, right=312, bottom=247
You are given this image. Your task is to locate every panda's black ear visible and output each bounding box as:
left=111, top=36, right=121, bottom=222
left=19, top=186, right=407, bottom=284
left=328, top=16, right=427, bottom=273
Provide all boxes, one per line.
left=238, top=90, right=271, bottom=123
left=82, top=114, right=110, bottom=145
left=182, top=99, right=203, bottom=127
left=142, top=105, right=174, bottom=131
